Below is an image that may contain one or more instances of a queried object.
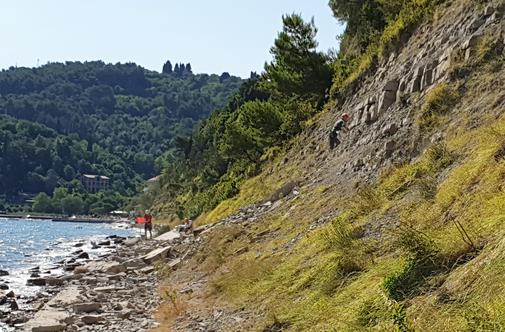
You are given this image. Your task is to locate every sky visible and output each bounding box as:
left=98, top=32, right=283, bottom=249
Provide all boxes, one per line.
left=0, top=1, right=344, bottom=78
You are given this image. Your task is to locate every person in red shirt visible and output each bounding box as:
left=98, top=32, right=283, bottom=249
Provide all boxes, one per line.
left=144, top=210, right=153, bottom=239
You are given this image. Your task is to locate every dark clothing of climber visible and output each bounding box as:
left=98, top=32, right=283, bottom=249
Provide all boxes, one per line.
left=329, top=114, right=350, bottom=150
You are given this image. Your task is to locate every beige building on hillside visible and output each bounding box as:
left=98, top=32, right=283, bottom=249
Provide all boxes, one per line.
left=81, top=174, right=110, bottom=193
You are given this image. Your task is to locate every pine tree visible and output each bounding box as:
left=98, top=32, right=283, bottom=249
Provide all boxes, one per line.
left=185, top=63, right=192, bottom=74
left=263, top=14, right=332, bottom=105
left=162, top=60, right=173, bottom=74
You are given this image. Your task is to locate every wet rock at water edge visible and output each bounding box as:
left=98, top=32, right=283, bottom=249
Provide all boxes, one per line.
left=76, top=252, right=89, bottom=260
left=27, top=278, right=47, bottom=286
left=46, top=277, right=65, bottom=287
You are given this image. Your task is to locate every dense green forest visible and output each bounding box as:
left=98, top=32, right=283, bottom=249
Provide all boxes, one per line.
left=149, top=0, right=440, bottom=218
left=0, top=60, right=242, bottom=213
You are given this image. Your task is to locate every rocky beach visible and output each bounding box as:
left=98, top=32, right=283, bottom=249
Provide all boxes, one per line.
left=0, top=227, right=192, bottom=332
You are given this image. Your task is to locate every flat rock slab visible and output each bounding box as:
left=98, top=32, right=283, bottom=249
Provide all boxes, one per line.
left=155, top=230, right=181, bottom=242
left=124, top=237, right=141, bottom=246
left=84, top=261, right=126, bottom=274
left=169, top=258, right=182, bottom=269
left=93, top=286, right=125, bottom=293
left=24, top=309, right=70, bottom=332
left=142, top=246, right=171, bottom=264
left=140, top=266, right=155, bottom=274
left=47, top=286, right=81, bottom=307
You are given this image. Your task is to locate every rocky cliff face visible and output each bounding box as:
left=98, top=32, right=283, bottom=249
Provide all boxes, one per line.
left=284, top=0, right=504, bottom=193
left=155, top=1, right=505, bottom=331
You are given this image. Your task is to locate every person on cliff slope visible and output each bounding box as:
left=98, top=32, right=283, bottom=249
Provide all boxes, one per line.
left=329, top=113, right=351, bottom=150
left=144, top=210, right=153, bottom=239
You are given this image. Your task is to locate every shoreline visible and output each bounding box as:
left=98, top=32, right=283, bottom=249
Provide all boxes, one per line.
left=0, top=227, right=181, bottom=332
left=0, top=215, right=124, bottom=224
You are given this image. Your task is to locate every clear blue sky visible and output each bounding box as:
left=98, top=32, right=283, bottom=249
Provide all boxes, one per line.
left=0, top=1, right=344, bottom=77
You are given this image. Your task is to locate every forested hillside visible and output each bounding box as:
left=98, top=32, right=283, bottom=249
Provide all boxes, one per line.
left=0, top=61, right=242, bottom=213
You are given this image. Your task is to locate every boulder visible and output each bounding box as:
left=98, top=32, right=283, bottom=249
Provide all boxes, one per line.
left=73, top=302, right=101, bottom=313
left=409, top=66, right=424, bottom=93
left=10, top=299, right=19, bottom=310
left=81, top=315, right=105, bottom=325
left=382, top=123, right=399, bottom=137
left=368, top=104, right=379, bottom=123
left=396, top=79, right=408, bottom=102
left=118, top=309, right=133, bottom=319
left=84, top=261, right=126, bottom=274
left=46, top=277, right=65, bottom=286
left=142, top=246, right=171, bottom=264
left=0, top=270, right=8, bottom=276
left=76, top=252, right=89, bottom=260
left=385, top=140, right=396, bottom=158
left=63, top=263, right=81, bottom=272
left=421, top=61, right=438, bottom=90
left=0, top=283, right=8, bottom=290
left=378, top=90, right=397, bottom=115
left=124, top=237, right=141, bottom=247
left=124, top=258, right=147, bottom=269
left=27, top=278, right=46, bottom=286
left=383, top=79, right=399, bottom=92
left=74, top=266, right=89, bottom=274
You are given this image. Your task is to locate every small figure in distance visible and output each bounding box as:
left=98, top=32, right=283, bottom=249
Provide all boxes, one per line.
left=329, top=112, right=351, bottom=150
left=144, top=210, right=153, bottom=239
left=178, top=218, right=194, bottom=235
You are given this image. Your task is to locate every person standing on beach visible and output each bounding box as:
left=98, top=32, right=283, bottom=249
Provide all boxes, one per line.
left=144, top=210, right=153, bottom=239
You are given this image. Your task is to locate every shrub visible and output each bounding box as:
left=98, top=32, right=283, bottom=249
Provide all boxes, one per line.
left=357, top=296, right=414, bottom=331
left=418, top=83, right=459, bottom=128
left=320, top=215, right=369, bottom=294
left=351, top=185, right=384, bottom=217
left=321, top=213, right=357, bottom=250
left=383, top=227, right=439, bottom=300
left=320, top=255, right=364, bottom=295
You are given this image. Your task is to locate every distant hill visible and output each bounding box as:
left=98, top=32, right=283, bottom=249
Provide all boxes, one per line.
left=0, top=61, right=242, bottom=210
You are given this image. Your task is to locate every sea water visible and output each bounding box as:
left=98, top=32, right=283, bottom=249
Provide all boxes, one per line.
left=0, top=218, right=136, bottom=296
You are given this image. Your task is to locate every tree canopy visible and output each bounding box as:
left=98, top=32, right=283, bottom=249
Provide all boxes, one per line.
left=146, top=14, right=333, bottom=218
left=0, top=60, right=242, bottom=212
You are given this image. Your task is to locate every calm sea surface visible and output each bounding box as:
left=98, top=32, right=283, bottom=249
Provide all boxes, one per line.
left=0, top=218, right=136, bottom=295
